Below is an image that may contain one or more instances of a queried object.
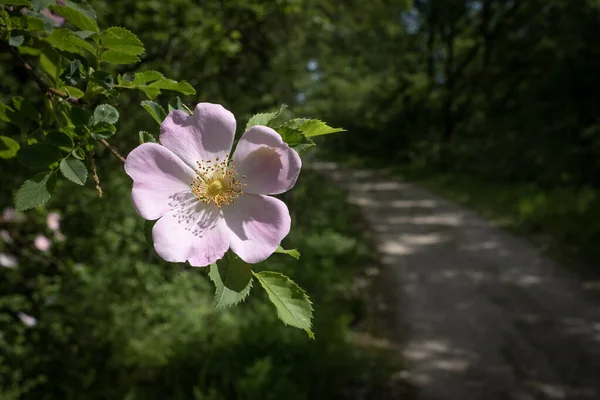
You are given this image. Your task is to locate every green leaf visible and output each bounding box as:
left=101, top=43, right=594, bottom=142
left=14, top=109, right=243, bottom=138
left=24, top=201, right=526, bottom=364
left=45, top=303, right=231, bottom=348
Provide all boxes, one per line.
left=100, top=50, right=139, bottom=65
left=138, top=131, right=156, bottom=144
left=245, top=104, right=287, bottom=131
left=148, top=78, right=195, bottom=95
left=274, top=125, right=315, bottom=152
left=9, top=35, right=24, bottom=47
left=0, top=0, right=31, bottom=5
left=209, top=254, right=253, bottom=309
left=100, top=27, right=144, bottom=55
left=71, top=148, right=85, bottom=160
left=14, top=171, right=57, bottom=211
left=39, top=46, right=61, bottom=84
left=0, top=136, right=20, bottom=159
left=141, top=100, right=166, bottom=125
left=93, top=104, right=119, bottom=125
left=59, top=157, right=87, bottom=185
left=90, top=71, right=114, bottom=89
left=47, top=130, right=73, bottom=150
left=69, top=106, right=91, bottom=126
left=296, top=119, right=346, bottom=137
left=31, top=0, right=54, bottom=11
left=275, top=245, right=301, bottom=260
left=90, top=122, right=116, bottom=139
left=168, top=97, right=188, bottom=113
left=49, top=4, right=98, bottom=33
left=18, top=143, right=61, bottom=168
left=45, top=27, right=96, bottom=55
left=59, top=59, right=84, bottom=86
left=59, top=85, right=85, bottom=98
left=254, top=271, right=314, bottom=338
left=132, top=70, right=163, bottom=85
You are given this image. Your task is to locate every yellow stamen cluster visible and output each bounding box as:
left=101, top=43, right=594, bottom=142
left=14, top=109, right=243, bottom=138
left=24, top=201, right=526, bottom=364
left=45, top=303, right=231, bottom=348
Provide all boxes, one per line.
left=190, top=156, right=246, bottom=208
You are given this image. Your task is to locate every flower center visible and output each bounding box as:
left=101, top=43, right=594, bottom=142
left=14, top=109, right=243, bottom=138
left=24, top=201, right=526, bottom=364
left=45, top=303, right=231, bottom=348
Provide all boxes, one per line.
left=190, top=156, right=246, bottom=208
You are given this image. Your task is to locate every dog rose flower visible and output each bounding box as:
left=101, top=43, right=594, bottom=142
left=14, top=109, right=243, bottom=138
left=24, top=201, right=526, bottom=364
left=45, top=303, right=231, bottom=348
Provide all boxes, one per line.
left=125, top=103, right=301, bottom=266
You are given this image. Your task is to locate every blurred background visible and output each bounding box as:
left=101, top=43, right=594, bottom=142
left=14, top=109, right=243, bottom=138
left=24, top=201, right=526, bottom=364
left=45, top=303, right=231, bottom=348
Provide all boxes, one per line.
left=2, top=0, right=600, bottom=399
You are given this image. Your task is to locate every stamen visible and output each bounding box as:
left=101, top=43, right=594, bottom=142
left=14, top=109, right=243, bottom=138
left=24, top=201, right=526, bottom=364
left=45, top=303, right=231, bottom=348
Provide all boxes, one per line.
left=190, top=156, right=244, bottom=208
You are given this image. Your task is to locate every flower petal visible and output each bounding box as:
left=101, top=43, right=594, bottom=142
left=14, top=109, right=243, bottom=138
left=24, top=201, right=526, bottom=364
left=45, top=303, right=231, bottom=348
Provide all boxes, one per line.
left=160, top=103, right=236, bottom=169
left=125, top=143, right=195, bottom=220
left=152, top=202, right=230, bottom=267
left=223, top=194, right=291, bottom=263
left=232, top=125, right=302, bottom=195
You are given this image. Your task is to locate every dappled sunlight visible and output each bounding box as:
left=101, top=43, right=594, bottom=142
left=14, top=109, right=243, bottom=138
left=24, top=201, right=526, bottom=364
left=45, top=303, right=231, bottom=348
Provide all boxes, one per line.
left=312, top=161, right=600, bottom=400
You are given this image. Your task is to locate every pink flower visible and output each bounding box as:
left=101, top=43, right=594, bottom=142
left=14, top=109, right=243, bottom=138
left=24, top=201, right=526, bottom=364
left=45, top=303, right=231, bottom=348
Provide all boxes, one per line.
left=18, top=312, right=37, bottom=327
left=40, top=8, right=65, bottom=27
left=46, top=212, right=60, bottom=231
left=125, top=103, right=301, bottom=266
left=34, top=235, right=52, bottom=252
left=0, top=253, right=17, bottom=268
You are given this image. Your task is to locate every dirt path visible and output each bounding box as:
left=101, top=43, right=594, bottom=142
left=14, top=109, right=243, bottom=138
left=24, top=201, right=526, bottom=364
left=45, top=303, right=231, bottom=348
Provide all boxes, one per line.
left=311, top=161, right=600, bottom=400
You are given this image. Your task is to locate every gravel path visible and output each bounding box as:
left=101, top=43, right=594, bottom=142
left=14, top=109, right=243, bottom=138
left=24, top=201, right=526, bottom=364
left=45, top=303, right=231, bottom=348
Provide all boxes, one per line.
left=311, top=161, right=600, bottom=400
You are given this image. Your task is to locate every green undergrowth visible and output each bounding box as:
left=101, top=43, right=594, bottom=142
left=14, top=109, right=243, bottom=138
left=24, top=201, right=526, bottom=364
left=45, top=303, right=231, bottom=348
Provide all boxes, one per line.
left=0, top=163, right=407, bottom=400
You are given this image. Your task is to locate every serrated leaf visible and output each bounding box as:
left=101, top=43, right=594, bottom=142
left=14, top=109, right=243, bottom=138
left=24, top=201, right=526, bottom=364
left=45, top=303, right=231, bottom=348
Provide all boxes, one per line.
left=100, top=50, right=139, bottom=65
left=209, top=254, right=253, bottom=309
left=148, top=78, right=195, bottom=95
left=9, top=35, right=24, bottom=47
left=90, top=70, right=114, bottom=89
left=71, top=147, right=84, bottom=160
left=138, top=131, right=156, bottom=144
left=49, top=4, right=98, bottom=33
left=100, top=27, right=144, bottom=55
left=47, top=130, right=73, bottom=150
left=18, top=143, right=61, bottom=168
left=245, top=104, right=287, bottom=130
left=59, top=59, right=84, bottom=86
left=45, top=28, right=96, bottom=56
left=59, top=157, right=87, bottom=185
left=93, top=104, right=119, bottom=125
left=14, top=171, right=57, bottom=211
left=297, top=119, right=346, bottom=137
left=168, top=97, right=188, bottom=113
left=58, top=85, right=84, bottom=98
left=141, top=100, right=166, bottom=125
left=275, top=245, right=301, bottom=260
left=0, top=136, right=20, bottom=159
left=254, top=271, right=314, bottom=338
left=274, top=125, right=315, bottom=152
left=90, top=121, right=116, bottom=139
left=137, top=86, right=161, bottom=99
left=133, top=70, right=163, bottom=85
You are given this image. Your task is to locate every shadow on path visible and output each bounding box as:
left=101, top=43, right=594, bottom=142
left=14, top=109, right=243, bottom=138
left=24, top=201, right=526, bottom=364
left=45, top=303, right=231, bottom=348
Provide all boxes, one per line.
left=311, top=161, right=600, bottom=400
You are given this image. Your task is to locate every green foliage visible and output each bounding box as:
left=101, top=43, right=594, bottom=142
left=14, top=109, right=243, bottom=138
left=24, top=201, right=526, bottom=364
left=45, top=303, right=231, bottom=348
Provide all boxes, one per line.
left=59, top=157, right=87, bottom=185
left=141, top=100, right=167, bottom=124
left=275, top=245, right=300, bottom=260
left=92, top=104, right=119, bottom=125
left=254, top=271, right=314, bottom=338
left=138, top=130, right=156, bottom=144
left=209, top=254, right=253, bottom=309
left=49, top=3, right=98, bottom=33
left=245, top=104, right=287, bottom=130
left=0, top=135, right=19, bottom=159
left=13, top=171, right=56, bottom=210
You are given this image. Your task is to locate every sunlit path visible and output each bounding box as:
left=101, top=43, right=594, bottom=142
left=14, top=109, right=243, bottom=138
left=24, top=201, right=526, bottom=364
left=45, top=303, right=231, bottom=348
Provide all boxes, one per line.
left=311, top=161, right=600, bottom=400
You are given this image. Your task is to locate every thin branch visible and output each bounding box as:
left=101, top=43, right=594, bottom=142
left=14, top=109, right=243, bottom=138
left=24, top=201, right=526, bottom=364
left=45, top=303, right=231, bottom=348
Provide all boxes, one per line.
left=3, top=42, right=84, bottom=105
left=90, top=152, right=103, bottom=198
left=99, top=139, right=126, bottom=164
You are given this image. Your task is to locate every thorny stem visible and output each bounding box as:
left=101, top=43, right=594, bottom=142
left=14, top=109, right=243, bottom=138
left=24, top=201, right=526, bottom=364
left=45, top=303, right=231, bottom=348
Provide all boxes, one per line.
left=90, top=152, right=103, bottom=198
left=99, top=139, right=126, bottom=164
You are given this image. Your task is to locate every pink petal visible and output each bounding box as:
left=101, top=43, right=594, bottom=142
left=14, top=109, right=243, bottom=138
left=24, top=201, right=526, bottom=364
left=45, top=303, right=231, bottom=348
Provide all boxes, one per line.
left=160, top=103, right=236, bottom=169
left=232, top=126, right=301, bottom=195
left=152, top=203, right=230, bottom=267
left=223, top=194, right=291, bottom=263
left=125, top=143, right=195, bottom=220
